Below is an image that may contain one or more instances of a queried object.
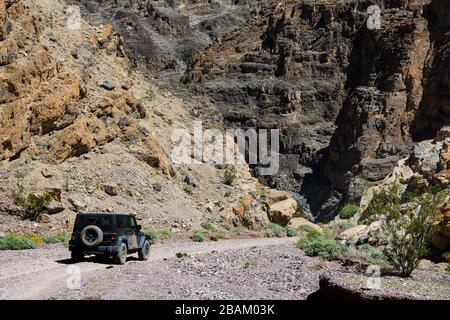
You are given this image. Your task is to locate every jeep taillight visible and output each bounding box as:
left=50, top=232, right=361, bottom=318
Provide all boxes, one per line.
left=71, top=233, right=77, bottom=241
left=110, top=233, right=116, bottom=240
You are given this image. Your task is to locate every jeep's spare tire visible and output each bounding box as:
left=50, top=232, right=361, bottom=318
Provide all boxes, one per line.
left=80, top=225, right=103, bottom=247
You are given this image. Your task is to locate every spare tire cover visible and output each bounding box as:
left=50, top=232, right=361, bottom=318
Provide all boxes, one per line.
left=80, top=225, right=103, bottom=247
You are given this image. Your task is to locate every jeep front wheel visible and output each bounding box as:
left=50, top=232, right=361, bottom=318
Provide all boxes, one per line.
left=114, top=243, right=127, bottom=265
left=138, top=240, right=150, bottom=261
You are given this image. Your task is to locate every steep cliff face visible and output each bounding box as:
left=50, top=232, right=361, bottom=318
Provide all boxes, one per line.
left=321, top=1, right=432, bottom=220
left=411, top=0, right=450, bottom=140
left=183, top=0, right=449, bottom=220
left=185, top=1, right=364, bottom=199
left=72, top=0, right=272, bottom=76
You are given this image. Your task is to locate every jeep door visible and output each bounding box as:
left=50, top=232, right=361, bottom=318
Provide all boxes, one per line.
left=117, top=216, right=138, bottom=250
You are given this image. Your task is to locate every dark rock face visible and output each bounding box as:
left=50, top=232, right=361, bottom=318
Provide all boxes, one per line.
left=320, top=5, right=432, bottom=219
left=184, top=1, right=365, bottom=206
left=183, top=0, right=449, bottom=221
left=73, top=0, right=272, bottom=75
left=411, top=0, right=450, bottom=140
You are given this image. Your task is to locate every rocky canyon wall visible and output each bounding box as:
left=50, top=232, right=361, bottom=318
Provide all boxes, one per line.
left=183, top=0, right=449, bottom=221
left=7, top=0, right=447, bottom=223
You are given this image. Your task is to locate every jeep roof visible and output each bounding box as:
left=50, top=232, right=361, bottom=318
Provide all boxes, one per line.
left=73, top=213, right=136, bottom=232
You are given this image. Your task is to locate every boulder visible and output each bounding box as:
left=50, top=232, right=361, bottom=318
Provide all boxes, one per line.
left=101, top=81, right=115, bottom=91
left=41, top=168, right=53, bottom=178
left=96, top=24, right=114, bottom=48
left=265, top=190, right=291, bottom=205
left=434, top=126, right=450, bottom=142
left=38, top=213, right=51, bottom=224
left=69, top=197, right=86, bottom=212
left=432, top=202, right=450, bottom=251
left=0, top=232, right=5, bottom=238
left=102, top=183, right=119, bottom=196
left=230, top=195, right=269, bottom=230
left=267, top=198, right=297, bottom=226
left=48, top=119, right=99, bottom=163
left=315, top=273, right=423, bottom=300
left=408, top=141, right=441, bottom=179
left=45, top=201, right=65, bottom=215
left=338, top=225, right=369, bottom=245
left=360, top=156, right=402, bottom=182
left=135, top=137, right=176, bottom=176
left=184, top=174, right=198, bottom=187
left=290, top=217, right=322, bottom=233
left=152, top=182, right=162, bottom=192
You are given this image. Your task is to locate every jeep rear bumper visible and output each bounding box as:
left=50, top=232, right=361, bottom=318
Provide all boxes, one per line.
left=69, top=244, right=121, bottom=256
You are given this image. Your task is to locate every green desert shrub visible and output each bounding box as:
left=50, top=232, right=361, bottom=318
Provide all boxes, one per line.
left=265, top=223, right=286, bottom=237
left=339, top=203, right=359, bottom=220
left=201, top=221, right=216, bottom=231
left=0, top=234, right=36, bottom=250
left=293, top=207, right=305, bottom=218
left=358, top=244, right=386, bottom=265
left=209, top=234, right=219, bottom=241
left=183, top=185, right=194, bottom=194
left=176, top=252, right=188, bottom=259
left=144, top=229, right=174, bottom=244
left=224, top=166, right=237, bottom=185
left=141, top=88, right=155, bottom=102
left=362, top=180, right=448, bottom=277
left=286, top=225, right=297, bottom=237
left=192, top=231, right=205, bottom=242
left=24, top=234, right=44, bottom=245
left=297, top=229, right=345, bottom=261
left=43, top=232, right=71, bottom=244
left=14, top=171, right=52, bottom=221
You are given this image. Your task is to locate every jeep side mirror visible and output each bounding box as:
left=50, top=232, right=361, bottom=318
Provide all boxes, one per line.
left=137, top=225, right=142, bottom=231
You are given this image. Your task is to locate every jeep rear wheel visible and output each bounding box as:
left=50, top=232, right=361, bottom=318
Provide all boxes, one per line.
left=138, top=240, right=150, bottom=261
left=114, top=243, right=127, bottom=265
left=80, top=225, right=103, bottom=247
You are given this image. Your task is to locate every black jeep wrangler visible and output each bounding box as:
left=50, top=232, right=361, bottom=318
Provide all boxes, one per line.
left=69, top=213, right=151, bottom=265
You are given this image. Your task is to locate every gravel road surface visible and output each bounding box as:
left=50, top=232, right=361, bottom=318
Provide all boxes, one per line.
left=1, top=237, right=341, bottom=299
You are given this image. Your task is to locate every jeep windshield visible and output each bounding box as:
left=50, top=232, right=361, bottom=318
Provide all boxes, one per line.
left=74, top=214, right=114, bottom=232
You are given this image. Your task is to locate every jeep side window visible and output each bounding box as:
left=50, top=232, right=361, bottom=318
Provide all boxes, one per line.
left=117, top=216, right=127, bottom=228
left=128, top=217, right=136, bottom=228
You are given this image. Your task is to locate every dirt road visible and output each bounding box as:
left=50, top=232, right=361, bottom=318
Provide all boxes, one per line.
left=0, top=237, right=342, bottom=300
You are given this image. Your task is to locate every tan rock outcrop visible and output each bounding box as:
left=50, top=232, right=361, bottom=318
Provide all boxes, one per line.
left=266, top=198, right=297, bottom=226
left=290, top=217, right=322, bottom=233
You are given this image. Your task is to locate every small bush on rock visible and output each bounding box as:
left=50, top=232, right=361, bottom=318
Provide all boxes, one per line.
left=339, top=203, right=359, bottom=220
left=224, top=166, right=237, bottom=185
left=201, top=222, right=216, bottom=231
left=141, top=88, right=155, bottom=102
